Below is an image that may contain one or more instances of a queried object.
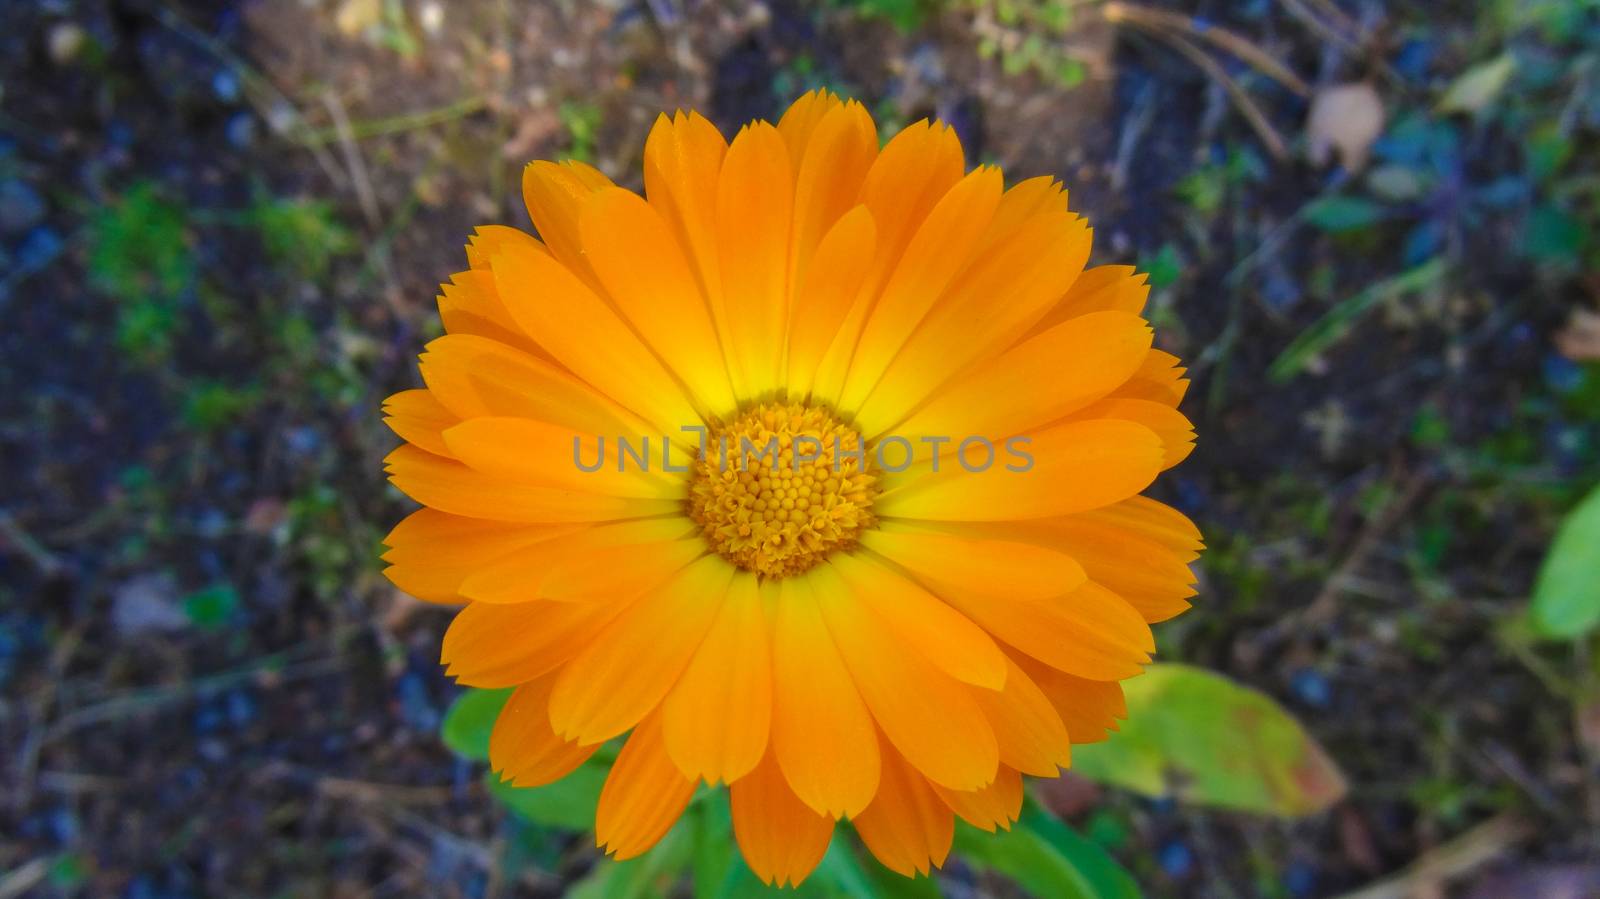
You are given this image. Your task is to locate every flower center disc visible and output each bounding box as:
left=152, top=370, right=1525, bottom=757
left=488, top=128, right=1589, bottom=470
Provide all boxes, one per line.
left=688, top=402, right=879, bottom=578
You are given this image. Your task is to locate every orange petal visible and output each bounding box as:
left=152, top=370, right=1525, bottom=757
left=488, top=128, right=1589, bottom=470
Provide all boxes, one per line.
left=1112, top=348, right=1191, bottom=407
left=809, top=119, right=965, bottom=403
left=1017, top=654, right=1128, bottom=744
left=941, top=582, right=1153, bottom=681
left=983, top=176, right=1068, bottom=236
left=826, top=551, right=1007, bottom=689
left=811, top=564, right=999, bottom=791
left=440, top=599, right=625, bottom=687
left=730, top=749, right=835, bottom=888
left=785, top=205, right=878, bottom=398
left=876, top=420, right=1164, bottom=522
left=1065, top=398, right=1195, bottom=470
left=993, top=514, right=1199, bottom=623
left=382, top=509, right=580, bottom=603
left=441, top=417, right=683, bottom=499
left=386, top=445, right=676, bottom=523
left=787, top=97, right=878, bottom=295
left=489, top=674, right=600, bottom=786
left=458, top=520, right=703, bottom=604
left=642, top=110, right=728, bottom=303
left=931, top=765, right=1024, bottom=832
left=595, top=711, right=697, bottom=860
left=435, top=267, right=546, bottom=356
left=774, top=89, right=837, bottom=161
left=418, top=333, right=651, bottom=439
left=464, top=224, right=541, bottom=271
left=490, top=238, right=702, bottom=435
left=853, top=737, right=955, bottom=878
left=770, top=575, right=880, bottom=818
left=971, top=656, right=1072, bottom=776
left=715, top=122, right=794, bottom=398
left=855, top=120, right=967, bottom=295
left=1030, top=265, right=1150, bottom=335
left=838, top=166, right=1004, bottom=413
left=859, top=524, right=1087, bottom=604
left=580, top=187, right=739, bottom=417
left=1080, top=495, right=1204, bottom=558
left=662, top=573, right=772, bottom=784
left=854, top=212, right=1092, bottom=433
left=547, top=556, right=734, bottom=744
left=521, top=160, right=611, bottom=280
left=383, top=389, right=458, bottom=458
left=888, top=311, right=1153, bottom=445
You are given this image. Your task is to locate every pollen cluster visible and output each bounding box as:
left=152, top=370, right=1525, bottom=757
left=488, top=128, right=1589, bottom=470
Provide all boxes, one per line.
left=687, top=402, right=880, bottom=578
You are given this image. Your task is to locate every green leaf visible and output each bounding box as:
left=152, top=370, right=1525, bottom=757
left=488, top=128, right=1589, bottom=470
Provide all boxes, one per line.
left=1268, top=258, right=1447, bottom=382
left=440, top=687, right=511, bottom=761
left=182, top=584, right=240, bottom=629
left=955, top=804, right=1140, bottom=899
left=1527, top=125, right=1573, bottom=183
left=1524, top=205, right=1588, bottom=265
left=1142, top=243, right=1183, bottom=289
left=686, top=797, right=741, bottom=899
left=1435, top=53, right=1516, bottom=114
left=1365, top=165, right=1428, bottom=202
left=1528, top=484, right=1600, bottom=639
left=487, top=754, right=610, bottom=830
left=1016, top=803, right=1141, bottom=899
left=1070, top=664, right=1347, bottom=816
left=811, top=840, right=897, bottom=898
left=569, top=811, right=697, bottom=899
left=1303, top=195, right=1386, bottom=232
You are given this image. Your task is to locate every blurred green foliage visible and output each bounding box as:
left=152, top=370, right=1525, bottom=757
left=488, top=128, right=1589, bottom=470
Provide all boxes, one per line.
left=1527, top=484, right=1600, bottom=639
left=252, top=194, right=354, bottom=279
left=1071, top=665, right=1346, bottom=817
left=87, top=182, right=194, bottom=360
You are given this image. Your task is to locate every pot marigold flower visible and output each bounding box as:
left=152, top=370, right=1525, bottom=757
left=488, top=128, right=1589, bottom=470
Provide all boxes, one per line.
left=382, top=90, right=1201, bottom=885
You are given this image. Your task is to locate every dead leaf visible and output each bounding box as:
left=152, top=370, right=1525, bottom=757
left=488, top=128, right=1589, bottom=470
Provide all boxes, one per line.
left=501, top=106, right=562, bottom=160
left=1436, top=54, right=1516, bottom=115
left=1555, top=309, right=1600, bottom=361
left=244, top=497, right=288, bottom=535
left=1577, top=696, right=1600, bottom=755
left=1307, top=82, right=1385, bottom=171
left=1467, top=865, right=1600, bottom=899
left=1035, top=771, right=1103, bottom=818
left=335, top=0, right=382, bottom=37
left=112, top=573, right=189, bottom=637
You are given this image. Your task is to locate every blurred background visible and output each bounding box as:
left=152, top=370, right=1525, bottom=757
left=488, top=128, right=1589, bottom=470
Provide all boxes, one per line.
left=3, top=0, right=1600, bottom=896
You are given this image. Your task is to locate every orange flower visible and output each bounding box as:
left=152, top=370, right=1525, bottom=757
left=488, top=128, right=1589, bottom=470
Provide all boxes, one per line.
left=383, top=90, right=1201, bottom=885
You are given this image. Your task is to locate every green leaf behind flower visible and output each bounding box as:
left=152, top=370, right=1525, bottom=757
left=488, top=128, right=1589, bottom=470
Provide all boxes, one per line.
left=1070, top=664, right=1347, bottom=816
left=954, top=801, right=1141, bottom=899
left=440, top=686, right=511, bottom=761
left=1528, top=483, right=1600, bottom=639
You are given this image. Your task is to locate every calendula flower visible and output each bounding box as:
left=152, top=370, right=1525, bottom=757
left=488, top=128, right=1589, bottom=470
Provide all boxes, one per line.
left=383, top=90, right=1201, bottom=885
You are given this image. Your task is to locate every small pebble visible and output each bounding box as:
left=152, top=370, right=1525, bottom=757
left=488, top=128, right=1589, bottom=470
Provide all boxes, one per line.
left=1291, top=668, right=1332, bottom=708
left=0, top=179, right=46, bottom=234
left=225, top=112, right=257, bottom=148
left=398, top=671, right=440, bottom=732
left=194, top=703, right=224, bottom=736
left=47, top=22, right=84, bottom=64
left=284, top=426, right=322, bottom=456
left=16, top=226, right=63, bottom=271
left=211, top=69, right=241, bottom=103
left=1158, top=840, right=1194, bottom=878
left=226, top=689, right=258, bottom=726
left=1285, top=861, right=1318, bottom=897
left=419, top=1, right=445, bottom=35
left=1544, top=354, right=1584, bottom=394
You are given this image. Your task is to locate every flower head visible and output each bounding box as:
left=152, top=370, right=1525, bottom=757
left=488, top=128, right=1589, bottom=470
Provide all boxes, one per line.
left=383, top=90, right=1201, bottom=884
